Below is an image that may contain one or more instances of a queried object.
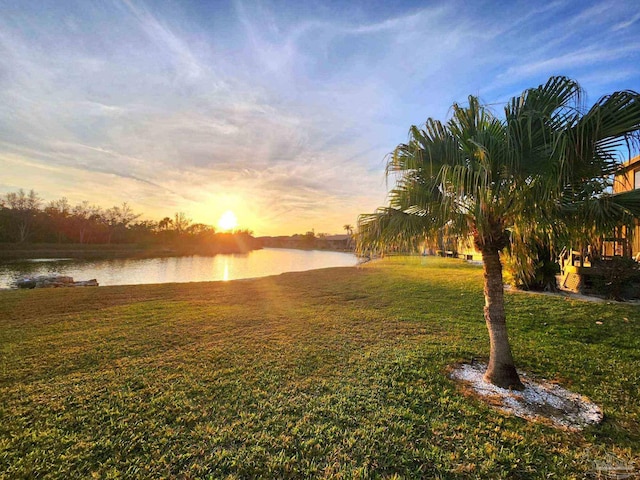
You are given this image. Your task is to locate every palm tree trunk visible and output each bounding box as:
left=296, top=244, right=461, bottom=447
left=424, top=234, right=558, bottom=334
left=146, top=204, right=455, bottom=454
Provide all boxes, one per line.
left=481, top=248, right=524, bottom=390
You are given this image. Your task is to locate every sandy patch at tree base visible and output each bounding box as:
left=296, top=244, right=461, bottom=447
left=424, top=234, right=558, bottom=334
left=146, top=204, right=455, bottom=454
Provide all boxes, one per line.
left=449, top=362, right=603, bottom=430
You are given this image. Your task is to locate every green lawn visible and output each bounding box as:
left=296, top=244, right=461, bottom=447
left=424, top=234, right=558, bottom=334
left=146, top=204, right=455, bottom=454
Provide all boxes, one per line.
left=1, top=256, right=639, bottom=479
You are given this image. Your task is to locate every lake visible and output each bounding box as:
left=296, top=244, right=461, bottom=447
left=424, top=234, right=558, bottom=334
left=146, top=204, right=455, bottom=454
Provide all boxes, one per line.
left=0, top=248, right=359, bottom=289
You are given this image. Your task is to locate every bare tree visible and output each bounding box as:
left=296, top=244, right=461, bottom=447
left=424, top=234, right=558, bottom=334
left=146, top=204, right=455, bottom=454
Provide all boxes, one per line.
left=174, top=212, right=191, bottom=235
left=3, top=189, right=41, bottom=243
left=104, top=203, right=140, bottom=243
left=72, top=201, right=102, bottom=244
left=44, top=197, right=72, bottom=243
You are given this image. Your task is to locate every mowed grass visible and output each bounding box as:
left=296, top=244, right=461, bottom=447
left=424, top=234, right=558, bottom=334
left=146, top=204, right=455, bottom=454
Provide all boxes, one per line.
left=1, top=256, right=639, bottom=479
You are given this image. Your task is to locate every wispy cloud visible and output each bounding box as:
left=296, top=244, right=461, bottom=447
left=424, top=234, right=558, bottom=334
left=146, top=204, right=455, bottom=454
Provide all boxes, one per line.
left=499, top=43, right=640, bottom=82
left=119, top=0, right=208, bottom=81
left=612, top=11, right=640, bottom=31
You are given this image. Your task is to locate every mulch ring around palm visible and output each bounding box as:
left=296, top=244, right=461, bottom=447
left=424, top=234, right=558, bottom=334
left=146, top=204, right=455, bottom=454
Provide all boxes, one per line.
left=448, top=362, right=603, bottom=430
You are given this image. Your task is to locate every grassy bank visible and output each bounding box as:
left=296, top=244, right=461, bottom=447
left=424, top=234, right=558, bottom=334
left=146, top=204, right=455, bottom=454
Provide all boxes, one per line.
left=1, top=257, right=639, bottom=478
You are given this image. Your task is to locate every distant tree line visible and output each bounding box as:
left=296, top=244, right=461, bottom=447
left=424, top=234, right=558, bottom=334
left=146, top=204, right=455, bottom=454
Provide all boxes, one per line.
left=259, top=230, right=352, bottom=251
left=0, top=189, right=256, bottom=251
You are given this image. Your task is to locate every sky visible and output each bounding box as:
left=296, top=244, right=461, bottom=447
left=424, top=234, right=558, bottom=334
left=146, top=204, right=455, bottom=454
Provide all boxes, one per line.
left=1, top=0, right=639, bottom=236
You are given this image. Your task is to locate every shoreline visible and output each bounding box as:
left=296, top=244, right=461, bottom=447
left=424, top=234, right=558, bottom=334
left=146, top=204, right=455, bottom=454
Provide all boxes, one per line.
left=0, top=243, right=260, bottom=261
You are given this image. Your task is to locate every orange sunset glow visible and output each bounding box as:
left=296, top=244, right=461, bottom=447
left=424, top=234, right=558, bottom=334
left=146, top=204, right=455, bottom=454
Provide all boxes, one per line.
left=217, top=210, right=238, bottom=231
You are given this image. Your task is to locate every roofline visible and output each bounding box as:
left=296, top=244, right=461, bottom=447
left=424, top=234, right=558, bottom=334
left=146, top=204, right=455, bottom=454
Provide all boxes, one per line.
left=616, top=154, right=640, bottom=175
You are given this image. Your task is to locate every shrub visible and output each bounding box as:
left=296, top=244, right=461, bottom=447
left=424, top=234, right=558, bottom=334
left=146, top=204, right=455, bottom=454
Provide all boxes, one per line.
left=592, top=256, right=640, bottom=300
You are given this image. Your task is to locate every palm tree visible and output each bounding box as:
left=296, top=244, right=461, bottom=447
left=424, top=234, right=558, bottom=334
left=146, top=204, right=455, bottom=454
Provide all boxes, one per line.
left=359, top=77, right=640, bottom=389
left=158, top=217, right=173, bottom=231
left=343, top=224, right=354, bottom=249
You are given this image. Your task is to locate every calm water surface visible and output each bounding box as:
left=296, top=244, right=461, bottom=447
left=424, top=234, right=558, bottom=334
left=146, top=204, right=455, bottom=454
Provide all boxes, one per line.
left=0, top=248, right=358, bottom=289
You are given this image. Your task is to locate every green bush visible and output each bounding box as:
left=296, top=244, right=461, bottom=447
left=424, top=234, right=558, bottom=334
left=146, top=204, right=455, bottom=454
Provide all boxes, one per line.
left=504, top=242, right=559, bottom=291
left=592, top=256, right=640, bottom=300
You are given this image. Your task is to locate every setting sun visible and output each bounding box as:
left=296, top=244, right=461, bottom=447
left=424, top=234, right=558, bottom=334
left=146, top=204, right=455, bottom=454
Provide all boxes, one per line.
left=217, top=210, right=238, bottom=231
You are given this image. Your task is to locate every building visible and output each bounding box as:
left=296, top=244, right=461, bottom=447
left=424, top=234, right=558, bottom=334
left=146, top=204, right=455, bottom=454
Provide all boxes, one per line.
left=613, top=154, right=640, bottom=258
left=557, top=155, right=640, bottom=293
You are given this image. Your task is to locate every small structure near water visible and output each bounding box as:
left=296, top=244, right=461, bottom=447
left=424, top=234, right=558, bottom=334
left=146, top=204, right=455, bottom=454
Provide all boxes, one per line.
left=15, top=275, right=98, bottom=289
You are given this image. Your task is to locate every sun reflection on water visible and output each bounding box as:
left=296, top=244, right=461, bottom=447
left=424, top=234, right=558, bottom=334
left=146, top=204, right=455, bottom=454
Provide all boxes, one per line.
left=223, top=258, right=229, bottom=281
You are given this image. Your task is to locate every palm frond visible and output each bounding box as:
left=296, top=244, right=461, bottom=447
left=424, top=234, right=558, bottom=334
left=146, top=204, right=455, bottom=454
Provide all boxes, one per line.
left=357, top=208, right=433, bottom=254
left=361, top=76, right=640, bottom=262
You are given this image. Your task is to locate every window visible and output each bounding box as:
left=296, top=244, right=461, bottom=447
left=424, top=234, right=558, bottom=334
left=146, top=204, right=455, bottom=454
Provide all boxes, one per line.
left=635, top=169, right=640, bottom=189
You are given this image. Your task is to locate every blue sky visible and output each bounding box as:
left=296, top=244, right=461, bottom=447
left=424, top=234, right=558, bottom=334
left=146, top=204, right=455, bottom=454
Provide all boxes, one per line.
left=1, top=0, right=639, bottom=235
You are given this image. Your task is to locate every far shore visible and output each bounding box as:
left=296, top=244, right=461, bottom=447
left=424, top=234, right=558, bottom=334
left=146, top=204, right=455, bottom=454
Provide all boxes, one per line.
left=0, top=243, right=260, bottom=261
